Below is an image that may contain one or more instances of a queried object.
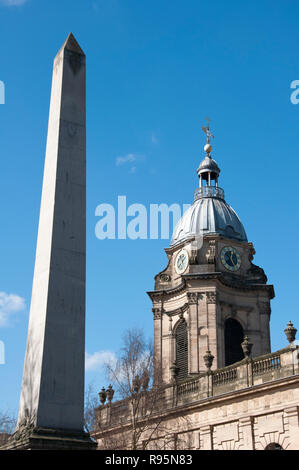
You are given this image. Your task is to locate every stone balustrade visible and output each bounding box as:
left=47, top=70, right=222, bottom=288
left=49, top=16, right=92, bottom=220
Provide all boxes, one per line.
left=95, top=345, right=299, bottom=429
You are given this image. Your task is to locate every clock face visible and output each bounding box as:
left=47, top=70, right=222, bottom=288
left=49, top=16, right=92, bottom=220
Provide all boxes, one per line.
left=175, top=249, right=189, bottom=275
left=220, top=246, right=241, bottom=272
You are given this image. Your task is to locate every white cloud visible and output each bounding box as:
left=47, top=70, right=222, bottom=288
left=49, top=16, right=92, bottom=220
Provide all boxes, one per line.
left=85, top=350, right=117, bottom=372
left=116, top=153, right=136, bottom=167
left=0, top=292, right=26, bottom=327
left=0, top=0, right=28, bottom=5
left=115, top=153, right=145, bottom=174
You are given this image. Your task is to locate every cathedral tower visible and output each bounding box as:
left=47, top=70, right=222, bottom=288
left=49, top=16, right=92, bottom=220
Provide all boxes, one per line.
left=148, top=121, right=274, bottom=383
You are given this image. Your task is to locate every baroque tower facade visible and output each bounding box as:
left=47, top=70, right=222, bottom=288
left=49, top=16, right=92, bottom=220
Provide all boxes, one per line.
left=94, top=122, right=298, bottom=451
left=148, top=124, right=274, bottom=384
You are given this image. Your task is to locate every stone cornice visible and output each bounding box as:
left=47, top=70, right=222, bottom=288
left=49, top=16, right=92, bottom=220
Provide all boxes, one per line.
left=164, top=237, right=196, bottom=256
left=147, top=280, right=186, bottom=300
left=183, top=272, right=275, bottom=298
left=151, top=294, right=199, bottom=317
left=148, top=272, right=274, bottom=301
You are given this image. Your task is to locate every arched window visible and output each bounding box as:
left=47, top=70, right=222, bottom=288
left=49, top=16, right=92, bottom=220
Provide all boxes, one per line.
left=224, top=318, right=244, bottom=366
left=265, top=443, right=283, bottom=450
left=175, top=320, right=188, bottom=380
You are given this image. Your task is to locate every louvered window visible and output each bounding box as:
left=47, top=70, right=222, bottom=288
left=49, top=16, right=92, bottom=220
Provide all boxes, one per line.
left=175, top=320, right=188, bottom=380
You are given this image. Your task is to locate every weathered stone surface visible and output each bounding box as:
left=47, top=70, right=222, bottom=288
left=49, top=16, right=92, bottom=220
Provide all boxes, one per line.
left=94, top=347, right=299, bottom=450
left=14, top=33, right=89, bottom=441
left=2, top=427, right=96, bottom=451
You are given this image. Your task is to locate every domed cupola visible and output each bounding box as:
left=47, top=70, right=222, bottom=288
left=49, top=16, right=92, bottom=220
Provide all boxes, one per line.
left=197, top=154, right=220, bottom=180
left=171, top=119, right=247, bottom=246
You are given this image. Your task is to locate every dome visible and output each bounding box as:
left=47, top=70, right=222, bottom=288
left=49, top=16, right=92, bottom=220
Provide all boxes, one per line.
left=171, top=121, right=248, bottom=247
left=197, top=155, right=220, bottom=179
left=171, top=194, right=247, bottom=246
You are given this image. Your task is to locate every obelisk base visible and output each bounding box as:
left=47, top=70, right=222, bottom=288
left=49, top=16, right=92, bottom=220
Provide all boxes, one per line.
left=1, top=426, right=97, bottom=450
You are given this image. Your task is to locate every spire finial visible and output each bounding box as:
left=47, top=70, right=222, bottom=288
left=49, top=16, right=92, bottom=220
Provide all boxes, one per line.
left=202, top=117, right=214, bottom=155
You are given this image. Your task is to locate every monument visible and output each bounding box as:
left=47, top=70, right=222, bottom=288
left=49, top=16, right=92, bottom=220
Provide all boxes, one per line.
left=3, top=33, right=96, bottom=450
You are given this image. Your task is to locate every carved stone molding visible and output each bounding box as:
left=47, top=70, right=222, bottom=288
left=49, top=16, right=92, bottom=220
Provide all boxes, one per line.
left=189, top=247, right=198, bottom=265
left=159, top=273, right=171, bottom=283
left=187, top=292, right=198, bottom=305
left=151, top=272, right=274, bottom=300
left=206, top=292, right=217, bottom=304
left=147, top=280, right=186, bottom=300
left=152, top=308, right=162, bottom=320
left=206, top=240, right=216, bottom=264
left=165, top=303, right=189, bottom=318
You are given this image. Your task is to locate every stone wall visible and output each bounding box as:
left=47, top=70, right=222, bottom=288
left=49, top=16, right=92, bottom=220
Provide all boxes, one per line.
left=93, top=346, right=299, bottom=450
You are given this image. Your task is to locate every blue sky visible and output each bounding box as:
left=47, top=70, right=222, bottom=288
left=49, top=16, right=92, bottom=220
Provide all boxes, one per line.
left=0, top=0, right=298, bottom=414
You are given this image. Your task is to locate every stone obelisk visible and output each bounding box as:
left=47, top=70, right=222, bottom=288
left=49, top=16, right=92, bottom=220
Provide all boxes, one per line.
left=4, top=33, right=95, bottom=450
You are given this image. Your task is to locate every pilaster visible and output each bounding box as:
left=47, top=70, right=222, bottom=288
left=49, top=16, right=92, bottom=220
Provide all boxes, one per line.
left=187, top=292, right=199, bottom=374
left=206, top=291, right=218, bottom=369
left=239, top=416, right=254, bottom=450
left=199, top=425, right=213, bottom=450
left=153, top=307, right=163, bottom=381
left=284, top=406, right=299, bottom=450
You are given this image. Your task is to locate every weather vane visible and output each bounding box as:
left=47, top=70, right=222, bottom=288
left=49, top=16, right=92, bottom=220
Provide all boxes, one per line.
left=202, top=117, right=214, bottom=145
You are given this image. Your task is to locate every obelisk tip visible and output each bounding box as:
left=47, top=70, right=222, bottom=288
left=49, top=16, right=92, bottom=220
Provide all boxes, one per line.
left=57, top=32, right=85, bottom=58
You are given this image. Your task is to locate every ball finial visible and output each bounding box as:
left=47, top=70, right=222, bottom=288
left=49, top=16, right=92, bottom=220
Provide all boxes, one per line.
left=204, top=143, right=212, bottom=154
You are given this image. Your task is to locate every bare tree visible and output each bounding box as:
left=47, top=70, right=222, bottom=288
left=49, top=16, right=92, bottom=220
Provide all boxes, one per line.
left=0, top=410, right=16, bottom=446
left=95, top=328, right=173, bottom=450
left=84, top=382, right=98, bottom=434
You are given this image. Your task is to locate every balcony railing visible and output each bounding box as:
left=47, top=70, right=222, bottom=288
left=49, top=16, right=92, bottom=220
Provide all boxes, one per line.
left=95, top=347, right=298, bottom=431
left=177, top=377, right=201, bottom=396
left=194, top=186, right=225, bottom=202
left=212, top=366, right=238, bottom=387
left=252, top=354, right=281, bottom=375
